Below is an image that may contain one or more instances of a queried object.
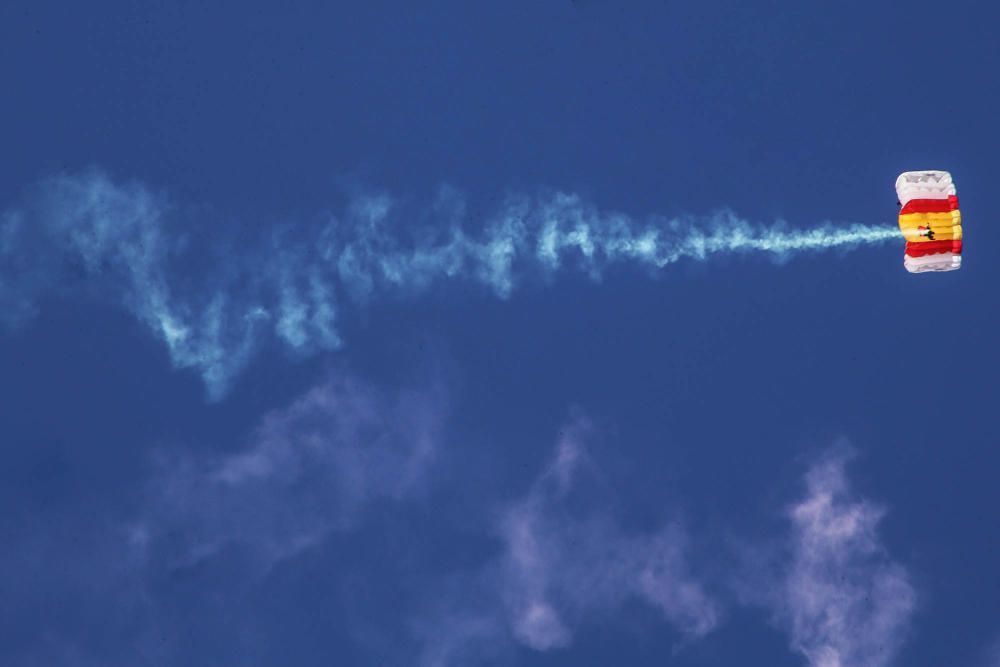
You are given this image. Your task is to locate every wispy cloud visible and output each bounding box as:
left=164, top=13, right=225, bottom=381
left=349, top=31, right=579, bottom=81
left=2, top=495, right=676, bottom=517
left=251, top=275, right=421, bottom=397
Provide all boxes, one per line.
left=0, top=513, right=160, bottom=667
left=1, top=388, right=922, bottom=667
left=763, top=446, right=917, bottom=667
left=982, top=635, right=1000, bottom=667
left=500, top=420, right=718, bottom=648
left=417, top=415, right=719, bottom=663
left=1, top=170, right=896, bottom=398
left=137, top=372, right=446, bottom=572
left=0, top=369, right=447, bottom=666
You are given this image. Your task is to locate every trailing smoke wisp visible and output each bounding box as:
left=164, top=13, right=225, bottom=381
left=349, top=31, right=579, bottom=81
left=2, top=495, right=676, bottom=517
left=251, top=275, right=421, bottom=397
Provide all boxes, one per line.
left=0, top=171, right=897, bottom=398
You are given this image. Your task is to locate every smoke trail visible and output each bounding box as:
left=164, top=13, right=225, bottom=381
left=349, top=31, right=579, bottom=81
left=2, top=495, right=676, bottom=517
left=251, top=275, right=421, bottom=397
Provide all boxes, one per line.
left=0, top=170, right=897, bottom=398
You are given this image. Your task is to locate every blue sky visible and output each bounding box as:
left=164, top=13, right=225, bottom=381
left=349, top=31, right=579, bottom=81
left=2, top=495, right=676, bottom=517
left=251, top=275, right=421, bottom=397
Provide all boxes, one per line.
left=2, top=1, right=999, bottom=665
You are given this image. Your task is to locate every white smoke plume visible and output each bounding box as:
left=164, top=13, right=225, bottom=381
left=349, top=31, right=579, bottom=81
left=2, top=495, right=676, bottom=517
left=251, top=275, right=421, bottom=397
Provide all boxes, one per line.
left=0, top=170, right=897, bottom=398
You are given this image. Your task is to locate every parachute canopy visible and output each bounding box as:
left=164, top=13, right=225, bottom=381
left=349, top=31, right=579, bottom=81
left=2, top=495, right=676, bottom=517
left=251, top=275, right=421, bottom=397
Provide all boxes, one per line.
left=896, top=170, right=962, bottom=273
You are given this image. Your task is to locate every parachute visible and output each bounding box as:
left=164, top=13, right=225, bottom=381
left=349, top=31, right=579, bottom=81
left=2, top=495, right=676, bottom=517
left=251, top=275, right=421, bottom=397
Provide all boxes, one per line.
left=896, top=170, right=962, bottom=272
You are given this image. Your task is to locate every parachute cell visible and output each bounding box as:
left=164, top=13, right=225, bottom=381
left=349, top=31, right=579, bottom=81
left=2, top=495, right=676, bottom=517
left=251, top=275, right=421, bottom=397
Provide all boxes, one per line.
left=896, top=170, right=962, bottom=272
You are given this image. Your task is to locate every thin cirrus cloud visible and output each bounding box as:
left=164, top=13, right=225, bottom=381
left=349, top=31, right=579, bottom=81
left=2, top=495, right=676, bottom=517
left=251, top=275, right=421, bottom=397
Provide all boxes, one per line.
left=0, top=169, right=897, bottom=399
left=0, top=377, right=920, bottom=666
left=760, top=446, right=917, bottom=667
left=130, top=406, right=919, bottom=667
left=416, top=416, right=720, bottom=665
left=0, top=513, right=159, bottom=667
left=984, top=636, right=1000, bottom=667
left=1, top=370, right=446, bottom=666
left=134, top=371, right=446, bottom=573
left=498, top=419, right=719, bottom=649
left=417, top=433, right=918, bottom=666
